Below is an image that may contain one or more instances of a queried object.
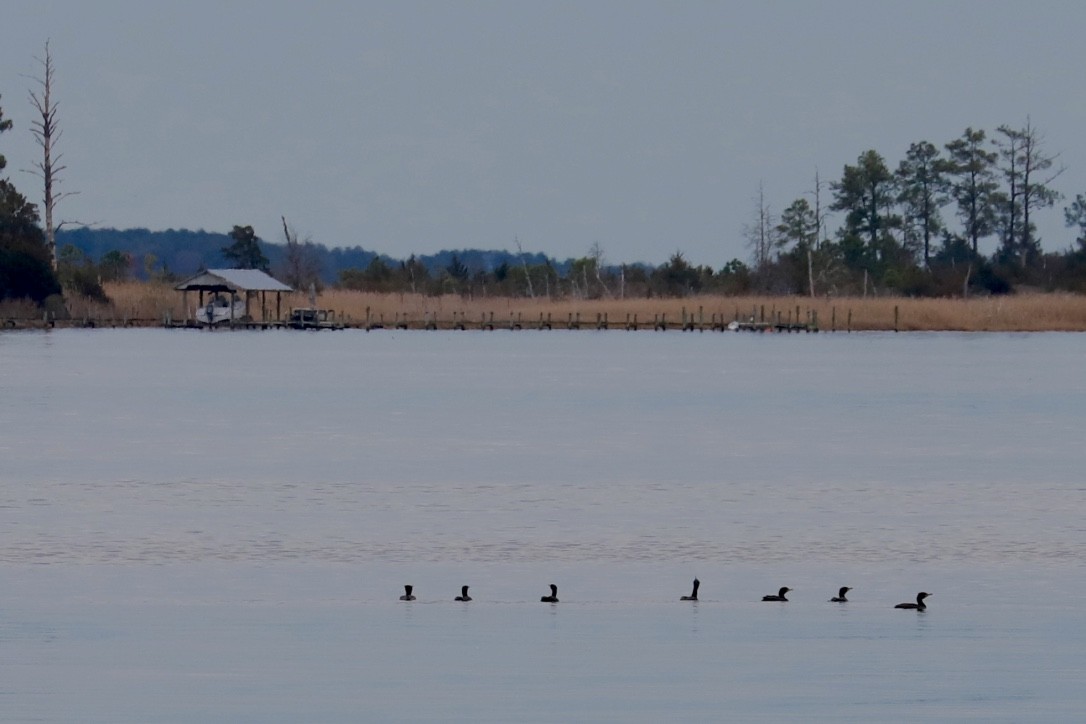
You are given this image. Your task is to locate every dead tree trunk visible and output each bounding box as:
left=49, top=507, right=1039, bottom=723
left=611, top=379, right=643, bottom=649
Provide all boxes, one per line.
left=28, top=40, right=73, bottom=271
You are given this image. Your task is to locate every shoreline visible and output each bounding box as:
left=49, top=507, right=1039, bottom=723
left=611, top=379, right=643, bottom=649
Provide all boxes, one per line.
left=4, top=283, right=1086, bottom=332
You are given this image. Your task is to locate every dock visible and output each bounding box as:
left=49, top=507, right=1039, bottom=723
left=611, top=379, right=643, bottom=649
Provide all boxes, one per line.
left=5, top=304, right=829, bottom=333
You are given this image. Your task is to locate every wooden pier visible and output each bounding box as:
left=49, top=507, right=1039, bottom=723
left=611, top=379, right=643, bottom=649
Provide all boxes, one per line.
left=4, top=303, right=834, bottom=333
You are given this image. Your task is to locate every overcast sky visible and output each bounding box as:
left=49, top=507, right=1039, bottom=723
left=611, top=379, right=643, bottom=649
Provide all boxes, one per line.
left=3, top=1, right=1085, bottom=266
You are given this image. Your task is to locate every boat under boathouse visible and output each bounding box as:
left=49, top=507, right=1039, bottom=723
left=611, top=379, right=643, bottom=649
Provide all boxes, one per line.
left=175, top=269, right=293, bottom=325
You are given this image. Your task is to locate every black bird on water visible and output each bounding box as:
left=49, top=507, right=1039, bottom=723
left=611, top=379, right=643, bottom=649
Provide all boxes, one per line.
left=830, top=586, right=852, bottom=602
left=455, top=585, right=472, bottom=602
left=762, top=587, right=792, bottom=602
left=540, top=584, right=559, bottom=603
left=681, top=578, right=700, bottom=601
left=895, top=592, right=931, bottom=610
left=399, top=585, right=416, bottom=601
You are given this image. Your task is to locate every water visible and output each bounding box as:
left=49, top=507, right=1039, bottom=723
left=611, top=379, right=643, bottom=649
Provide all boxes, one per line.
left=1, top=329, right=1084, bottom=721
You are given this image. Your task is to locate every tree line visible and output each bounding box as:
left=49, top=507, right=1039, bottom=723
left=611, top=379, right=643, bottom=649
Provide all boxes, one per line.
left=47, top=122, right=1086, bottom=303
left=6, top=57, right=1086, bottom=307
left=745, top=122, right=1086, bottom=297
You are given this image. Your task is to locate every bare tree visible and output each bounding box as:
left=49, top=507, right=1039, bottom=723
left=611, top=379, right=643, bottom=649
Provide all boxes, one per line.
left=804, top=168, right=831, bottom=296
left=588, top=241, right=612, bottom=298
left=743, top=182, right=780, bottom=272
left=279, top=216, right=322, bottom=291
left=514, top=235, right=534, bottom=298
left=811, top=168, right=828, bottom=250
left=27, top=40, right=75, bottom=271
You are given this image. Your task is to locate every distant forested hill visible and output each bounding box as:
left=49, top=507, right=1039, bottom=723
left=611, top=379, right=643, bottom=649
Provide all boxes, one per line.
left=55, top=227, right=565, bottom=283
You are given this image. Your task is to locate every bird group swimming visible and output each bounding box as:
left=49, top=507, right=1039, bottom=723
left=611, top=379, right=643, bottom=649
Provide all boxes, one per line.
left=397, top=581, right=932, bottom=610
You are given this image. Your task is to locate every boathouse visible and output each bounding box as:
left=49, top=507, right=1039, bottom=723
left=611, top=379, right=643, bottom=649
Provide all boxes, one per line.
left=175, top=269, right=293, bottom=324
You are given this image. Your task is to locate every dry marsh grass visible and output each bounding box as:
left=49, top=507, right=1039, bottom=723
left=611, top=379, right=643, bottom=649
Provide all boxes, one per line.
left=36, top=282, right=1086, bottom=332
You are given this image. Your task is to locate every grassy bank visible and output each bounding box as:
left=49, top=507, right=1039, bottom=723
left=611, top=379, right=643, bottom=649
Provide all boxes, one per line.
left=14, top=281, right=1086, bottom=332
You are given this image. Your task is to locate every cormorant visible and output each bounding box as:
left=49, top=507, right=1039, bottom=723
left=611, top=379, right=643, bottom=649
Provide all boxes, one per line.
left=681, top=578, right=700, bottom=601
left=895, top=592, right=931, bottom=610
left=762, top=586, right=792, bottom=601
left=830, top=586, right=852, bottom=602
left=540, top=584, right=559, bottom=603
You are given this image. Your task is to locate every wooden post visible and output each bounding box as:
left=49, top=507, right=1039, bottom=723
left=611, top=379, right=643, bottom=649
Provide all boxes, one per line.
left=894, top=305, right=899, bottom=332
left=847, top=308, right=852, bottom=333
left=831, top=306, right=836, bottom=332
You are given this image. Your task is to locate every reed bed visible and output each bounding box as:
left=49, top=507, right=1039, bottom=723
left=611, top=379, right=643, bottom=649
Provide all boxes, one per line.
left=31, top=282, right=1086, bottom=332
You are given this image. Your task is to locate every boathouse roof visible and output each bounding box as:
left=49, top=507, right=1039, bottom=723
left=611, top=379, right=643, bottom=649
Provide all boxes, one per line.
left=174, top=269, right=293, bottom=293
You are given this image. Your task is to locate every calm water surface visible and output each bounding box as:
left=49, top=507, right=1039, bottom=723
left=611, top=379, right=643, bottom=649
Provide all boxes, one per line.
left=1, top=329, right=1084, bottom=722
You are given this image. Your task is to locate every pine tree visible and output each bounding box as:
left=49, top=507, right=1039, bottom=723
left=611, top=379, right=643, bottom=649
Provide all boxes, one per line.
left=221, top=224, right=270, bottom=271
left=945, top=128, right=999, bottom=255
left=896, top=141, right=948, bottom=267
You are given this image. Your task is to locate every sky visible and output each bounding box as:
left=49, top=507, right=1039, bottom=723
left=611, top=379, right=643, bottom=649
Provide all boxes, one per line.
left=2, top=0, right=1086, bottom=267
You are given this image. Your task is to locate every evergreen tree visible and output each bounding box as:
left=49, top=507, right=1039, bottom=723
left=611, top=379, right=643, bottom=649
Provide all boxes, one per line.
left=445, top=254, right=469, bottom=282
left=221, top=224, right=269, bottom=271
left=650, top=251, right=700, bottom=297
left=0, top=95, right=11, bottom=170
left=995, top=120, right=1063, bottom=268
left=776, top=198, right=820, bottom=296
left=0, top=180, right=61, bottom=302
left=945, top=128, right=999, bottom=255
left=896, top=141, right=948, bottom=267
left=776, top=198, right=818, bottom=251
left=1065, top=194, right=1086, bottom=252
left=831, top=150, right=900, bottom=268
